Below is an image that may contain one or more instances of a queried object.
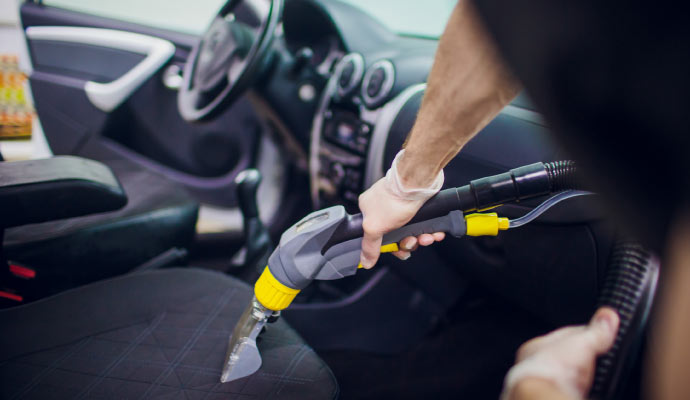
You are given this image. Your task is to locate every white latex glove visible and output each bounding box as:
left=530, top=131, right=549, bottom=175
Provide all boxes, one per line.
left=501, top=307, right=620, bottom=400
left=358, top=150, right=445, bottom=269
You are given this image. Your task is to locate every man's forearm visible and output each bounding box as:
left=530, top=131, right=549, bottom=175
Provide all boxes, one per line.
left=399, top=0, right=521, bottom=188
left=510, top=378, right=578, bottom=400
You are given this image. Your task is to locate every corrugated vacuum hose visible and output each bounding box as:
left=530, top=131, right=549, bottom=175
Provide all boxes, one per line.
left=590, top=242, right=660, bottom=399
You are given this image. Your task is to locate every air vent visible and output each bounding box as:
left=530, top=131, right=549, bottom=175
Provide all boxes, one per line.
left=335, top=53, right=364, bottom=98
left=361, top=60, right=395, bottom=108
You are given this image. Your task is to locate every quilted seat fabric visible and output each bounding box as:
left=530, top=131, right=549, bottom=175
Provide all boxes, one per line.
left=0, top=268, right=338, bottom=399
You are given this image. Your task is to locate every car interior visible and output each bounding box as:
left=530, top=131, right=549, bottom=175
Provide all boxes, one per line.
left=0, top=0, right=654, bottom=398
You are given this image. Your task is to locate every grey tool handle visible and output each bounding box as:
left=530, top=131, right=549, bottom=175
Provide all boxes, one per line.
left=315, top=210, right=466, bottom=281
left=382, top=210, right=466, bottom=244
left=268, top=207, right=466, bottom=290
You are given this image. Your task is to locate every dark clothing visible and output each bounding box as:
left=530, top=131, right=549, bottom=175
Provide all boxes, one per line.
left=473, top=0, right=690, bottom=253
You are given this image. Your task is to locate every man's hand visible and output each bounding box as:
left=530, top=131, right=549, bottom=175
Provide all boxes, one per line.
left=356, top=0, right=521, bottom=269
left=358, top=177, right=445, bottom=269
left=501, top=307, right=620, bottom=400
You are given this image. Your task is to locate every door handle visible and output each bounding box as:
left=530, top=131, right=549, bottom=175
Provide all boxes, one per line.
left=163, top=64, right=184, bottom=90
left=26, top=26, right=175, bottom=112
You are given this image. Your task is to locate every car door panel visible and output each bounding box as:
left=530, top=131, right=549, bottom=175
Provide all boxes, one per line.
left=28, top=40, right=145, bottom=84
left=20, top=1, right=262, bottom=208
left=20, top=2, right=197, bottom=55
left=27, top=26, right=175, bottom=112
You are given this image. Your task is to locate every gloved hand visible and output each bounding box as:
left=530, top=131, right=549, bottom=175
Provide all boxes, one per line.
left=501, top=307, right=620, bottom=400
left=358, top=150, right=445, bottom=269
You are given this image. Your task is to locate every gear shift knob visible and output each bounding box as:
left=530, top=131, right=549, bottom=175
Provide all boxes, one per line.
left=234, top=169, right=272, bottom=278
left=235, top=169, right=262, bottom=219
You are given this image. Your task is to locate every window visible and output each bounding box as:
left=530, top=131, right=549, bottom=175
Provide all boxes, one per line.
left=39, top=0, right=227, bottom=35
left=338, top=0, right=456, bottom=38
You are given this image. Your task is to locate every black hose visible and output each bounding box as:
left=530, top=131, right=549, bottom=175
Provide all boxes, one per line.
left=589, top=242, right=659, bottom=400
left=328, top=161, right=583, bottom=246
left=544, top=161, right=580, bottom=192
left=413, top=160, right=581, bottom=217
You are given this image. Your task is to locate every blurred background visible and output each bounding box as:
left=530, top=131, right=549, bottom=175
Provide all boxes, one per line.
left=0, top=0, right=51, bottom=160
left=0, top=0, right=454, bottom=162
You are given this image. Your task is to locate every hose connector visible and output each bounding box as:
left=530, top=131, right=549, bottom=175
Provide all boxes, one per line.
left=465, top=213, right=509, bottom=236
left=254, top=266, right=300, bottom=311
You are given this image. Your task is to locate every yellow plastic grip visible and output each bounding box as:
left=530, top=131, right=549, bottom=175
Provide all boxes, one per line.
left=254, top=266, right=301, bottom=311
left=465, top=213, right=510, bottom=236
left=380, top=243, right=400, bottom=253
left=357, top=243, right=400, bottom=269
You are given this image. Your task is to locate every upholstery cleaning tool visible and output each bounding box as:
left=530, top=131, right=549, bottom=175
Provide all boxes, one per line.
left=221, top=160, right=658, bottom=398
left=221, top=161, right=582, bottom=382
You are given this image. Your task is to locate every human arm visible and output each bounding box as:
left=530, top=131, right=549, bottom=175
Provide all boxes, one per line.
left=648, top=211, right=690, bottom=399
left=358, top=0, right=521, bottom=268
left=501, top=307, right=619, bottom=400
left=510, top=378, right=576, bottom=400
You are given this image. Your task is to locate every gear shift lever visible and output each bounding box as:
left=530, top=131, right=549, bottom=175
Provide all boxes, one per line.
left=234, top=169, right=273, bottom=278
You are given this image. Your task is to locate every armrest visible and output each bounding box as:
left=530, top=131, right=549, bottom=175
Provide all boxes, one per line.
left=0, top=156, right=127, bottom=228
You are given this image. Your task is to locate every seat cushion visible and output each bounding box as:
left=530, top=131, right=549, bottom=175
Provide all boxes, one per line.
left=0, top=268, right=338, bottom=399
left=2, top=158, right=199, bottom=292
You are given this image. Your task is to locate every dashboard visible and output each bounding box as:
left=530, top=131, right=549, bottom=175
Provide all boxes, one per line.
left=275, top=0, right=612, bottom=328
left=281, top=1, right=570, bottom=216
left=282, top=0, right=438, bottom=212
left=310, top=53, right=422, bottom=212
left=280, top=0, right=581, bottom=219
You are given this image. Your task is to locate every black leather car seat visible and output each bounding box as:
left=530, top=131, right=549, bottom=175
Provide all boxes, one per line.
left=2, top=157, right=198, bottom=295
left=0, top=268, right=339, bottom=399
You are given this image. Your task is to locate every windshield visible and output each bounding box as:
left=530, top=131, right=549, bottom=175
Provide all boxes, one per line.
left=338, top=0, right=456, bottom=38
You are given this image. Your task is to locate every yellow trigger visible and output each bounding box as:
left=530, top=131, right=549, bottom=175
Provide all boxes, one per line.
left=380, top=243, right=400, bottom=253
left=357, top=243, right=401, bottom=268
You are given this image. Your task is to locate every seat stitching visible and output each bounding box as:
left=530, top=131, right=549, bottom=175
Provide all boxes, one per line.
left=257, top=372, right=313, bottom=382
left=73, top=312, right=167, bottom=399
left=12, top=337, right=92, bottom=400
left=48, top=357, right=287, bottom=378
left=32, top=368, right=262, bottom=392
left=44, top=364, right=317, bottom=386
left=198, top=372, right=222, bottom=400
left=162, top=314, right=192, bottom=400
left=139, top=288, right=236, bottom=399
left=271, top=345, right=311, bottom=396
left=76, top=326, right=292, bottom=347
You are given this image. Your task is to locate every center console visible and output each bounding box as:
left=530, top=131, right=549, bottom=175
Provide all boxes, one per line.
left=310, top=53, right=420, bottom=212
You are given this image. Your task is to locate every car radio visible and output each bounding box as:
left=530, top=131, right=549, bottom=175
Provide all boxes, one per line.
left=310, top=52, right=399, bottom=213
left=322, top=109, right=372, bottom=155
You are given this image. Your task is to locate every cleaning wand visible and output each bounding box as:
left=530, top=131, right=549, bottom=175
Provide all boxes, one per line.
left=221, top=161, right=582, bottom=382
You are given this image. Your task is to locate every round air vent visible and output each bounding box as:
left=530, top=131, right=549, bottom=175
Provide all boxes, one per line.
left=361, top=59, right=395, bottom=108
left=334, top=53, right=364, bottom=98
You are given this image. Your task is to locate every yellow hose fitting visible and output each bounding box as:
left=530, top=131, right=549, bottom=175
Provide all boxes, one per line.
left=254, top=266, right=300, bottom=311
left=465, top=212, right=510, bottom=236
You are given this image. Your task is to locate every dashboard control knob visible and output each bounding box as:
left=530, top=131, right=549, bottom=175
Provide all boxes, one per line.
left=366, top=68, right=385, bottom=97
left=361, top=59, right=395, bottom=108
left=298, top=83, right=316, bottom=102
left=291, top=47, right=313, bottom=77
left=318, top=177, right=337, bottom=196
left=331, top=162, right=345, bottom=184
left=335, top=53, right=364, bottom=97
left=344, top=168, right=362, bottom=189
left=339, top=61, right=355, bottom=88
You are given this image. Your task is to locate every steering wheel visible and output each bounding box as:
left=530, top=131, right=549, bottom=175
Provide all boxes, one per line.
left=178, top=0, right=283, bottom=121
